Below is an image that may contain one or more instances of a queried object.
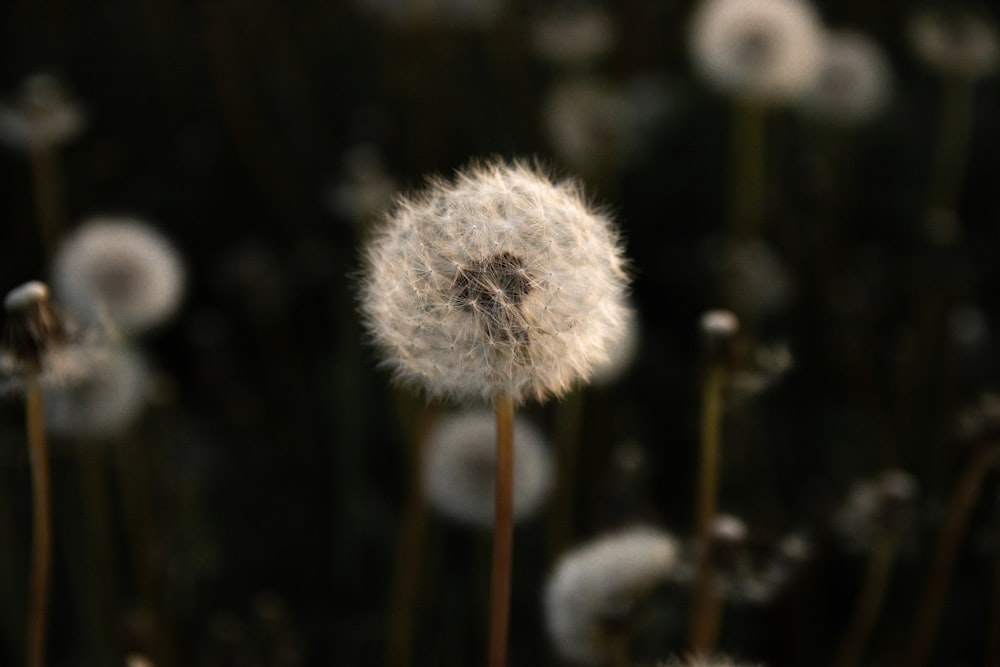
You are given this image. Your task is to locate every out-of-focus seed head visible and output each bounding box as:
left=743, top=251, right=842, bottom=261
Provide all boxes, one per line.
left=545, top=526, right=679, bottom=664
left=909, top=9, right=1000, bottom=79
left=529, top=7, right=617, bottom=67
left=52, top=218, right=185, bottom=336
left=689, top=0, right=825, bottom=103
left=358, top=159, right=631, bottom=404
left=799, top=30, right=892, bottom=125
left=0, top=73, right=84, bottom=151
left=834, top=469, right=919, bottom=552
left=421, top=408, right=553, bottom=526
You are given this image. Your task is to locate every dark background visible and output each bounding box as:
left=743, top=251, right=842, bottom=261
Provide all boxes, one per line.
left=1, top=1, right=1000, bottom=665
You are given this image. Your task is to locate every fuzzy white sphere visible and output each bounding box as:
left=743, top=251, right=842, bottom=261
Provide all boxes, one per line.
left=0, top=73, right=83, bottom=150
left=422, top=409, right=552, bottom=526
left=689, top=0, right=825, bottom=103
left=43, top=343, right=149, bottom=438
left=359, top=160, right=631, bottom=403
left=545, top=526, right=679, bottom=664
left=52, top=218, right=184, bottom=335
left=799, top=30, right=892, bottom=125
left=909, top=10, right=999, bottom=79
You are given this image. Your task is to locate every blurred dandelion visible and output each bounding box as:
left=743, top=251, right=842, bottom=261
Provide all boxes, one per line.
left=909, top=9, right=999, bottom=80
left=799, top=30, right=892, bottom=126
left=545, top=526, right=679, bottom=665
left=529, top=7, right=617, bottom=68
left=51, top=218, right=185, bottom=336
left=422, top=408, right=552, bottom=526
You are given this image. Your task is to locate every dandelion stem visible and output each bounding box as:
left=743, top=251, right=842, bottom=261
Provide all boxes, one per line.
left=905, top=444, right=1000, bottom=667
left=926, top=78, right=974, bottom=219
left=832, top=532, right=899, bottom=667
left=729, top=98, right=767, bottom=241
left=28, top=144, right=65, bottom=259
left=487, top=393, right=515, bottom=667
left=689, top=361, right=726, bottom=655
left=26, top=376, right=52, bottom=667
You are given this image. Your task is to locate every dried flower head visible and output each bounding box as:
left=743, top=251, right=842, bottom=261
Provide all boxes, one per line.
left=422, top=408, right=552, bottom=526
left=909, top=9, right=1000, bottom=79
left=834, top=469, right=919, bottom=552
left=42, top=343, right=149, bottom=438
left=359, top=160, right=630, bottom=403
left=799, top=30, right=892, bottom=125
left=0, top=73, right=84, bottom=151
left=545, top=526, right=678, bottom=664
left=52, top=218, right=184, bottom=335
left=2, top=281, right=68, bottom=375
left=689, top=0, right=825, bottom=103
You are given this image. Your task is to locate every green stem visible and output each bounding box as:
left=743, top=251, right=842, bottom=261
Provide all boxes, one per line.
left=925, top=78, right=974, bottom=219
left=729, top=98, right=767, bottom=241
left=832, top=533, right=899, bottom=667
left=689, top=362, right=726, bottom=655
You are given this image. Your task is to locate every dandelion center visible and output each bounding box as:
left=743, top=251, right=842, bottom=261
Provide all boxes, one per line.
left=453, top=252, right=533, bottom=345
left=735, top=26, right=776, bottom=69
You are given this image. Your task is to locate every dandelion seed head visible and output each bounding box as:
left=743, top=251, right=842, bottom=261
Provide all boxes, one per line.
left=689, top=0, right=825, bottom=103
left=2, top=280, right=68, bottom=376
left=42, top=343, right=149, bottom=438
left=359, top=160, right=630, bottom=403
left=0, top=73, right=84, bottom=150
left=4, top=281, right=49, bottom=312
left=834, top=469, right=918, bottom=552
left=545, top=526, right=678, bottom=664
left=422, top=408, right=552, bottom=526
left=799, top=30, right=892, bottom=125
left=52, top=218, right=184, bottom=335
left=909, top=9, right=999, bottom=79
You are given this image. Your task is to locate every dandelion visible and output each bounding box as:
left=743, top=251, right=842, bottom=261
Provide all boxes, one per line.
left=51, top=218, right=185, bottom=336
left=689, top=0, right=824, bottom=103
left=2, top=281, right=64, bottom=667
left=799, top=30, right=892, bottom=125
left=529, top=7, right=617, bottom=68
left=0, top=73, right=83, bottom=258
left=359, top=159, right=630, bottom=405
left=909, top=9, right=999, bottom=80
left=42, top=343, right=149, bottom=439
left=545, top=526, right=679, bottom=665
left=422, top=409, right=552, bottom=526
left=590, top=304, right=641, bottom=387
left=360, top=158, right=630, bottom=667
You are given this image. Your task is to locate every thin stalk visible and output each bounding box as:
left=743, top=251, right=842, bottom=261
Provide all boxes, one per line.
left=729, top=98, right=767, bottom=241
left=77, top=442, right=116, bottom=666
left=487, top=393, right=515, bottom=667
left=28, top=144, right=65, bottom=259
left=548, top=389, right=584, bottom=561
left=26, top=376, right=52, bottom=667
left=689, top=362, right=726, bottom=655
left=832, top=532, right=899, bottom=667
left=904, top=445, right=1000, bottom=667
left=925, top=78, right=974, bottom=218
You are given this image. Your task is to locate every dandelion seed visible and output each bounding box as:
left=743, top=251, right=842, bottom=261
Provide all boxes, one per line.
left=358, top=159, right=630, bottom=404
left=799, top=30, right=892, bottom=125
left=422, top=409, right=552, bottom=526
left=52, top=218, right=184, bottom=335
left=909, top=9, right=999, bottom=79
left=545, top=526, right=679, bottom=664
left=689, top=0, right=824, bottom=103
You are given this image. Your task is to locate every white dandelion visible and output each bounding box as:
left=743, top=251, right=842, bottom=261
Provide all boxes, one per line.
left=689, top=0, right=825, bottom=103
left=545, top=526, right=679, bottom=664
left=358, top=159, right=631, bottom=404
left=799, top=30, right=892, bottom=125
left=42, top=343, right=149, bottom=438
left=51, top=218, right=184, bottom=335
left=422, top=409, right=552, bottom=526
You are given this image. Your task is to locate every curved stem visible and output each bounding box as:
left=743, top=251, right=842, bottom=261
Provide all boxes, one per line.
left=905, top=445, right=1000, bottom=667
left=689, top=362, right=726, bottom=655
left=487, top=394, right=515, bottom=667
left=29, top=144, right=65, bottom=259
left=26, top=377, right=52, bottom=667
left=832, top=533, right=899, bottom=667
